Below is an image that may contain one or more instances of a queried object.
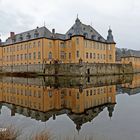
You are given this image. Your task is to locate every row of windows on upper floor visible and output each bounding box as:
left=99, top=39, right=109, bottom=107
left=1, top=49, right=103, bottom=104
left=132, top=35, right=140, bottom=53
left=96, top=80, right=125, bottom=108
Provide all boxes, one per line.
left=3, top=52, right=41, bottom=62
left=3, top=41, right=70, bottom=53
left=2, top=87, right=113, bottom=104
left=3, top=88, right=42, bottom=98
left=76, top=87, right=113, bottom=99
left=47, top=87, right=113, bottom=99
left=3, top=96, right=42, bottom=109
left=2, top=51, right=113, bottom=62
left=3, top=39, right=113, bottom=53
left=84, top=41, right=112, bottom=50
left=3, top=41, right=41, bottom=53
left=85, top=52, right=112, bottom=60
left=122, top=57, right=140, bottom=61
left=55, top=39, right=112, bottom=51
left=59, top=51, right=113, bottom=60
left=3, top=95, right=111, bottom=111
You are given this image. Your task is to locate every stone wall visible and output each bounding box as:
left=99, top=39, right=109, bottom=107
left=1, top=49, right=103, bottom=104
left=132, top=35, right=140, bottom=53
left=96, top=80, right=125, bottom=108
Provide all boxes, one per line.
left=1, top=64, right=45, bottom=73
left=0, top=63, right=134, bottom=76
left=45, top=63, right=133, bottom=76
left=45, top=74, right=133, bottom=88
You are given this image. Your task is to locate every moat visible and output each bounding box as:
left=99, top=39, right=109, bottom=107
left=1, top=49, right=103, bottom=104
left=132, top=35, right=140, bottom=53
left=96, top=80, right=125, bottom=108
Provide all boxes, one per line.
left=0, top=74, right=140, bottom=140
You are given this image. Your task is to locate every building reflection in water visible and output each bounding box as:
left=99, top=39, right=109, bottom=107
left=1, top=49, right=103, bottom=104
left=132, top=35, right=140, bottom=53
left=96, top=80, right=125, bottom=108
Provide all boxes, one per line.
left=121, top=74, right=140, bottom=96
left=0, top=75, right=134, bottom=131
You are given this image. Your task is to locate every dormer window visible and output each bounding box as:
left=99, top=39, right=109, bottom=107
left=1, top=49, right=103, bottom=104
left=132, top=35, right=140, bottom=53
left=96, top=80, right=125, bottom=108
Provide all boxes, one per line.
left=12, top=37, right=16, bottom=43
left=91, top=35, right=96, bottom=40
left=26, top=33, right=31, bottom=39
left=19, top=35, right=23, bottom=41
left=34, top=30, right=39, bottom=38
left=68, top=33, right=72, bottom=38
left=98, top=36, right=101, bottom=41
left=83, top=33, right=88, bottom=38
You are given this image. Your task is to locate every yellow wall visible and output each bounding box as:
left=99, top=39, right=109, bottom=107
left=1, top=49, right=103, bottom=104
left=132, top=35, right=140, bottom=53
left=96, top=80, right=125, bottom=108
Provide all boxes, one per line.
left=121, top=57, right=140, bottom=72
left=0, top=36, right=116, bottom=66
left=122, top=74, right=140, bottom=89
left=0, top=47, right=2, bottom=67
left=0, top=81, right=116, bottom=114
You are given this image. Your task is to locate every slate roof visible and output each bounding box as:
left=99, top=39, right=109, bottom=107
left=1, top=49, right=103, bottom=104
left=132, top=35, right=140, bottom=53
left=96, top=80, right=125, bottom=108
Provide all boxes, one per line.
left=121, top=50, right=140, bottom=58
left=2, top=17, right=115, bottom=45
left=66, top=17, right=107, bottom=42
left=121, top=87, right=140, bottom=95
left=4, top=26, right=52, bottom=45
left=54, top=33, right=66, bottom=40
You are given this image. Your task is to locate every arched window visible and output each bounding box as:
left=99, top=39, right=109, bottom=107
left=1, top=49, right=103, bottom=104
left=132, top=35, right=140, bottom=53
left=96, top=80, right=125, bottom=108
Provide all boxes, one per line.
left=48, top=52, right=52, bottom=59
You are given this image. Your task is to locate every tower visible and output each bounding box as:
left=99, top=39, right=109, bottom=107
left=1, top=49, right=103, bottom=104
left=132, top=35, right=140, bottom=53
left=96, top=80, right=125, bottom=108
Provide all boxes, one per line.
left=107, top=27, right=114, bottom=43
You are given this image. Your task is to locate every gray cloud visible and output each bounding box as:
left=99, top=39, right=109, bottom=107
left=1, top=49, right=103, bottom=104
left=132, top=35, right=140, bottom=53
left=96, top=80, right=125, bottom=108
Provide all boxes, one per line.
left=0, top=0, right=140, bottom=50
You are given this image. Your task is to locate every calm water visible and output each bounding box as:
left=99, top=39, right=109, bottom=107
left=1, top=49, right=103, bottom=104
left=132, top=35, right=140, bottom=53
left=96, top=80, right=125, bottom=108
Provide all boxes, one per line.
left=0, top=75, right=140, bottom=140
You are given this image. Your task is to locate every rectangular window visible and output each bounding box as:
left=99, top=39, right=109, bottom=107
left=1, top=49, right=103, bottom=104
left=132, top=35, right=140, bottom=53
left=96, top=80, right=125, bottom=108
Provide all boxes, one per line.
left=48, top=42, right=52, bottom=47
left=33, top=52, right=36, bottom=59
left=69, top=53, right=71, bottom=59
left=109, top=55, right=112, bottom=60
left=85, top=40, right=87, bottom=47
left=29, top=53, right=31, bottom=60
left=76, top=38, right=79, bottom=45
left=93, top=53, right=96, bottom=59
left=60, top=42, right=65, bottom=47
left=29, top=43, right=32, bottom=48
left=13, top=46, right=15, bottom=52
left=25, top=54, right=27, bottom=60
left=38, top=41, right=40, bottom=47
left=90, top=53, right=92, bottom=59
left=86, top=52, right=88, bottom=59
left=17, top=46, right=19, bottom=51
left=21, top=45, right=23, bottom=50
left=24, top=44, right=27, bottom=50
left=60, top=51, right=65, bottom=59
left=38, top=52, right=41, bottom=59
left=20, top=54, right=23, bottom=60
left=33, top=42, right=36, bottom=47
left=104, top=54, right=106, bottom=60
left=76, top=51, right=79, bottom=58
left=97, top=54, right=100, bottom=59
left=17, top=55, right=19, bottom=61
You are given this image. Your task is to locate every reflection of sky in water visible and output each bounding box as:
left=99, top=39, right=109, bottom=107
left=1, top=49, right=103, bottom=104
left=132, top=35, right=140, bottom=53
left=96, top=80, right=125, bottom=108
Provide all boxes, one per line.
left=0, top=93, right=140, bottom=140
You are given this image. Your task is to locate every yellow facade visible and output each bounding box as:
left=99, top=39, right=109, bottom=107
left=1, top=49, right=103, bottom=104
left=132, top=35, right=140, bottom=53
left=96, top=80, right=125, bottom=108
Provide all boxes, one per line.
left=0, top=18, right=116, bottom=67
left=121, top=57, right=140, bottom=72
left=0, top=81, right=116, bottom=114
left=122, top=74, right=140, bottom=89
left=0, top=37, right=116, bottom=66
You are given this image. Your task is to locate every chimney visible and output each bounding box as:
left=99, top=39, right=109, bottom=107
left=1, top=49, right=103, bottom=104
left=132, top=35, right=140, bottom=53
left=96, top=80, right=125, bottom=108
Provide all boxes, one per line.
left=52, top=28, right=55, bottom=34
left=10, top=32, right=15, bottom=38
left=0, top=38, right=1, bottom=43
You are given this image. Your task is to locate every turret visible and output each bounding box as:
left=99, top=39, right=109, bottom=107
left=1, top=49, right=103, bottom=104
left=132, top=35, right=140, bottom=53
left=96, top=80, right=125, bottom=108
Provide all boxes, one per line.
left=107, top=27, right=115, bottom=43
left=107, top=104, right=115, bottom=119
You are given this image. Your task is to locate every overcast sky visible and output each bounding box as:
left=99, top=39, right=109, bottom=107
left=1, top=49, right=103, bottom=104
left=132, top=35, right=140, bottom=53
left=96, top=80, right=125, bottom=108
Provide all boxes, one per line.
left=0, top=0, right=140, bottom=50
